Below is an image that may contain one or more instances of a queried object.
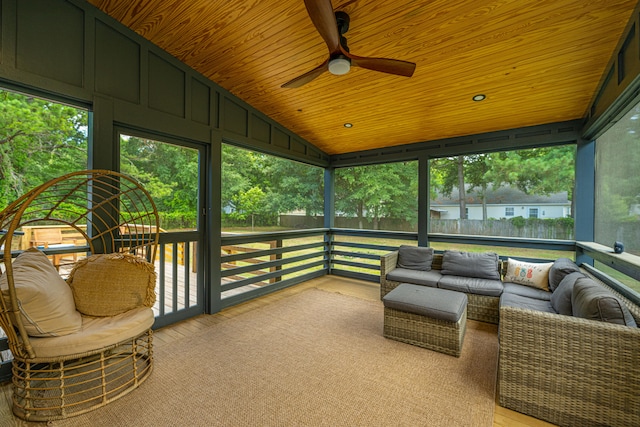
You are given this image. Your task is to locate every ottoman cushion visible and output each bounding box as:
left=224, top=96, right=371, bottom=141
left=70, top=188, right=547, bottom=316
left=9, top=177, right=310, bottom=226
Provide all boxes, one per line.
left=383, top=283, right=467, bottom=322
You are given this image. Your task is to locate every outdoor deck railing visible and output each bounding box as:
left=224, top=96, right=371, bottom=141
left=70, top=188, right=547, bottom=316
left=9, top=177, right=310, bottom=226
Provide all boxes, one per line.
left=220, top=228, right=328, bottom=307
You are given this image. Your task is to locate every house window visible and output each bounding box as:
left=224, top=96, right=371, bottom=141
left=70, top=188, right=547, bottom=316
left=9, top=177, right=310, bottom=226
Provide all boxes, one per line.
left=529, top=208, right=539, bottom=218
left=505, top=207, right=514, bottom=217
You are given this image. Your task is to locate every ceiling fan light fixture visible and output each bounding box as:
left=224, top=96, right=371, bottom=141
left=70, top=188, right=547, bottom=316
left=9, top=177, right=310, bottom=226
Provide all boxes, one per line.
left=328, top=57, right=351, bottom=75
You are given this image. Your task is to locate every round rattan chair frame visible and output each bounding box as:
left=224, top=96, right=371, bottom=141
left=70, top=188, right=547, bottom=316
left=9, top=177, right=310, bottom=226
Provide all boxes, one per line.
left=0, top=170, right=159, bottom=421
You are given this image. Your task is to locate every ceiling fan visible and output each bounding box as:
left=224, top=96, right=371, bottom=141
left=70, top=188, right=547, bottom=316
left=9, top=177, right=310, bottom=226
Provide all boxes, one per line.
left=281, top=0, right=416, bottom=88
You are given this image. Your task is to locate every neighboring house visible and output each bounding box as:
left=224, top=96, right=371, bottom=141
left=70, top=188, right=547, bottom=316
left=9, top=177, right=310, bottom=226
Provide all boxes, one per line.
left=430, top=186, right=571, bottom=220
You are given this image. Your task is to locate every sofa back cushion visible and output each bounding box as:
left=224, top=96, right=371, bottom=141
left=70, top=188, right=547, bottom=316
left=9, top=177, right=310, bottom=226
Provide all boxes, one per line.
left=571, top=277, right=637, bottom=327
left=504, top=258, right=554, bottom=291
left=396, top=245, right=434, bottom=271
left=550, top=271, right=585, bottom=315
left=441, top=251, right=500, bottom=280
left=548, top=258, right=581, bottom=292
left=0, top=248, right=82, bottom=337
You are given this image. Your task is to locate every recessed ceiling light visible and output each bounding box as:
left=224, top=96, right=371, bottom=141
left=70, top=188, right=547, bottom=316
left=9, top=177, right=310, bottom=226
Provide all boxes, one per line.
left=344, top=123, right=353, bottom=128
left=472, top=94, right=486, bottom=102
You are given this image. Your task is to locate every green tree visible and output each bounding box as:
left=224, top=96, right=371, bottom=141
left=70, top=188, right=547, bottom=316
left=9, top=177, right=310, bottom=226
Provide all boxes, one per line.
left=0, top=90, right=87, bottom=207
left=335, top=162, right=418, bottom=230
left=230, top=186, right=268, bottom=231
left=120, top=136, right=199, bottom=229
left=221, top=144, right=323, bottom=228
left=264, top=157, right=324, bottom=216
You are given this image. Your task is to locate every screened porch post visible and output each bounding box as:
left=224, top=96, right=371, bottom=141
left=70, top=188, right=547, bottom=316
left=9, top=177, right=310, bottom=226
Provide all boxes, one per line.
left=418, top=154, right=429, bottom=247
left=324, top=167, right=335, bottom=274
left=575, top=139, right=595, bottom=266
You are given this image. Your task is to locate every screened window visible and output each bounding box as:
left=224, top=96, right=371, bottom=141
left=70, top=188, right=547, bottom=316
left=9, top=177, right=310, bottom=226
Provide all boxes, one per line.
left=120, top=134, right=200, bottom=231
left=594, top=99, right=640, bottom=291
left=595, top=100, right=640, bottom=256
left=429, top=147, right=575, bottom=240
left=334, top=161, right=418, bottom=232
left=221, top=144, right=324, bottom=232
left=0, top=88, right=88, bottom=207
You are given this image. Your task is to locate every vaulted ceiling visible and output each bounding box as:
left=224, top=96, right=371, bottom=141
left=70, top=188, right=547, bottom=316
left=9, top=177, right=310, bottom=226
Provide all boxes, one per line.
left=86, top=0, right=637, bottom=155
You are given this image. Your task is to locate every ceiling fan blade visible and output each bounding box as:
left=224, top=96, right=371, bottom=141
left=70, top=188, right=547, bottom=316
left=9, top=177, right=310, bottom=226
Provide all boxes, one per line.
left=347, top=50, right=416, bottom=77
left=304, top=0, right=340, bottom=54
left=281, top=60, right=329, bottom=88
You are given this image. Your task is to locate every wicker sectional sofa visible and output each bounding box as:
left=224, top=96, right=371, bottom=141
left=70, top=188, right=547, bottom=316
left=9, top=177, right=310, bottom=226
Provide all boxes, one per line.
left=380, top=248, right=503, bottom=323
left=380, top=246, right=640, bottom=427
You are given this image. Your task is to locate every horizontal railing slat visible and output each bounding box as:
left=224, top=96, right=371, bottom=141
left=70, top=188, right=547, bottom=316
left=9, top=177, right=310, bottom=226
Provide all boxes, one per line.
left=221, top=241, right=325, bottom=263
left=221, top=251, right=325, bottom=277
left=222, top=259, right=326, bottom=291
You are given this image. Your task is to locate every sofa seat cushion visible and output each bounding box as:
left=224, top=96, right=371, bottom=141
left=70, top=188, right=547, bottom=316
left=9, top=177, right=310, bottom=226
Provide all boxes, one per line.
left=441, top=251, right=500, bottom=280
left=383, top=283, right=467, bottom=322
left=438, top=275, right=503, bottom=297
left=500, top=292, right=555, bottom=313
left=572, top=278, right=637, bottom=327
left=502, top=282, right=552, bottom=301
left=386, top=268, right=442, bottom=287
left=28, top=306, right=155, bottom=359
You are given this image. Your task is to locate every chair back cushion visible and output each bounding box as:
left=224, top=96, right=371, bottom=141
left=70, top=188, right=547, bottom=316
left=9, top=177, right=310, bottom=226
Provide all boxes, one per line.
left=0, top=248, right=82, bottom=337
left=67, top=253, right=157, bottom=316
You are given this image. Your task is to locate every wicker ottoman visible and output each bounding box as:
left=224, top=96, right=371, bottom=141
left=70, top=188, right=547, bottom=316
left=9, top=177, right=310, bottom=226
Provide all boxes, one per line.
left=382, top=284, right=468, bottom=357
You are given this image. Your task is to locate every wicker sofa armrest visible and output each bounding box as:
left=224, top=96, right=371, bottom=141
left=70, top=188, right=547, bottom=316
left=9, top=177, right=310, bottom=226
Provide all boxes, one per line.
left=380, top=251, right=399, bottom=299
left=380, top=250, right=399, bottom=278
left=498, top=305, right=640, bottom=427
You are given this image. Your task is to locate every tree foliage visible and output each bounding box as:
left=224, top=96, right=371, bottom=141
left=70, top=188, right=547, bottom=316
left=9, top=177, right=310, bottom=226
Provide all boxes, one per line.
left=0, top=90, right=87, bottom=207
left=120, top=136, right=199, bottom=229
left=335, top=162, right=418, bottom=229
left=221, top=145, right=324, bottom=227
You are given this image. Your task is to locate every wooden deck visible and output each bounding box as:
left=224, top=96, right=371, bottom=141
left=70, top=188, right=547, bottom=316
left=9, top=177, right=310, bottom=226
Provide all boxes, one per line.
left=0, top=275, right=555, bottom=426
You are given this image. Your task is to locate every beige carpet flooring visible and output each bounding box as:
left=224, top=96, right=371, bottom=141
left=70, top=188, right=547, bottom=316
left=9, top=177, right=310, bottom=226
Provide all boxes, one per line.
left=51, top=288, right=498, bottom=427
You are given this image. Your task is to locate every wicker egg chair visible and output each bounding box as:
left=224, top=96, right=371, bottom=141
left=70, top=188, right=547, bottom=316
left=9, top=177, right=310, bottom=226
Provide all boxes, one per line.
left=0, top=169, right=159, bottom=421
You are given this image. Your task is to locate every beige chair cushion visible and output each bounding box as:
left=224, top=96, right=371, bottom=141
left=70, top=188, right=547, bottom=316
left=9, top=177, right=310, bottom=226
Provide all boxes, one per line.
left=28, top=306, right=154, bottom=359
left=67, top=253, right=157, bottom=317
left=0, top=248, right=82, bottom=337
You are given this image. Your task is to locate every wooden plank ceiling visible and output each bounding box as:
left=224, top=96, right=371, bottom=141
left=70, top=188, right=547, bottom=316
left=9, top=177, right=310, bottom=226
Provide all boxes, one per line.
left=87, top=0, right=637, bottom=155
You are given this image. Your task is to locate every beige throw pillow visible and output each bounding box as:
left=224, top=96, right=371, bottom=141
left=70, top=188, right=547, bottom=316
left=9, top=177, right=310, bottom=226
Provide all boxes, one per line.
left=504, top=258, right=554, bottom=291
left=67, top=253, right=157, bottom=317
left=0, top=248, right=82, bottom=337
